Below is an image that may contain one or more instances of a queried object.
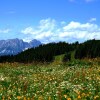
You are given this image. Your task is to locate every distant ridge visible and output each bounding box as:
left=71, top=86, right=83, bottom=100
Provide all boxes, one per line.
left=0, top=38, right=41, bottom=56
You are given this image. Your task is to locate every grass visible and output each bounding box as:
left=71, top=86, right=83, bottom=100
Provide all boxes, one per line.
left=53, top=54, right=65, bottom=65
left=0, top=59, right=100, bottom=100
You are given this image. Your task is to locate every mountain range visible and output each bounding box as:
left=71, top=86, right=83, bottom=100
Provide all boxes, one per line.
left=0, top=38, right=41, bottom=56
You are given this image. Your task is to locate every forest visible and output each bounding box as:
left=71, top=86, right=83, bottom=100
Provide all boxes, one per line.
left=0, top=39, right=100, bottom=63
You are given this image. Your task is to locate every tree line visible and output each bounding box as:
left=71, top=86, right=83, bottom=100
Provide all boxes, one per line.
left=0, top=39, right=100, bottom=63
left=0, top=42, right=76, bottom=63
left=75, top=39, right=100, bottom=59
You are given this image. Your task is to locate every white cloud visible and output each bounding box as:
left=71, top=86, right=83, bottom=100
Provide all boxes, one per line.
left=21, top=18, right=100, bottom=43
left=59, top=21, right=100, bottom=41
left=63, top=21, right=98, bottom=31
left=39, top=18, right=56, bottom=31
left=21, top=27, right=36, bottom=35
left=21, top=18, right=56, bottom=43
left=0, top=29, right=11, bottom=33
left=89, top=18, right=97, bottom=22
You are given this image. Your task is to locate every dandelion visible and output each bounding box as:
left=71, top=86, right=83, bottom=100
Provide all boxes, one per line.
left=77, top=95, right=81, bottom=99
left=17, top=96, right=21, bottom=100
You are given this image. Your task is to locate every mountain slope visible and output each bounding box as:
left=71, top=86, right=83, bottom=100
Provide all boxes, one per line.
left=0, top=38, right=41, bottom=55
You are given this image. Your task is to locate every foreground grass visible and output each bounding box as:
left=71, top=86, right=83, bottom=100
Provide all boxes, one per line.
left=0, top=61, right=100, bottom=100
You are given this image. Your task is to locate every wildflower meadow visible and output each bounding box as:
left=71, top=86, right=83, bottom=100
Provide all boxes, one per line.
left=0, top=59, right=100, bottom=100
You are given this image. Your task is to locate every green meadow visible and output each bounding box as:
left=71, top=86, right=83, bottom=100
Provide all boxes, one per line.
left=0, top=56, right=100, bottom=100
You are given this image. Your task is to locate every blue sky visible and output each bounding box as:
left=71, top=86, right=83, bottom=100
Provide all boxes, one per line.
left=0, top=0, right=100, bottom=43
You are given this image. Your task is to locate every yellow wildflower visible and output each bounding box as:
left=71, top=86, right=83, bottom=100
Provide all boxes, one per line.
left=48, top=96, right=51, bottom=100
left=64, top=94, right=67, bottom=98
left=17, top=96, right=21, bottom=100
left=23, top=97, right=27, bottom=100
left=78, top=95, right=81, bottom=99
left=27, top=97, right=30, bottom=100
left=67, top=98, right=71, bottom=100
left=38, top=96, right=43, bottom=100
left=94, top=95, right=99, bottom=99
left=2, top=96, right=5, bottom=100
left=75, top=90, right=80, bottom=95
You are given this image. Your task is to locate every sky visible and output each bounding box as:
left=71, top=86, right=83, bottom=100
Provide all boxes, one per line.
left=0, top=0, right=100, bottom=43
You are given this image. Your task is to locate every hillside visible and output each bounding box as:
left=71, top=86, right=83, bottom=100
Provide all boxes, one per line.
left=0, top=39, right=100, bottom=63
